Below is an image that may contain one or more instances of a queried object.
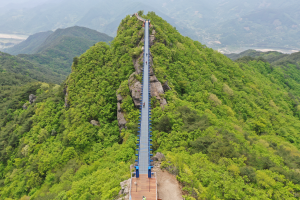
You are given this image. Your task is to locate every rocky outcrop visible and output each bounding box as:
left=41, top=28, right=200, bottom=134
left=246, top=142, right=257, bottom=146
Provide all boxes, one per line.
left=63, top=86, right=69, bottom=108
left=117, top=111, right=127, bottom=131
left=150, top=75, right=167, bottom=108
left=163, top=81, right=171, bottom=92
left=117, top=179, right=131, bottom=200
left=132, top=52, right=144, bottom=75
left=151, top=152, right=165, bottom=162
left=128, top=72, right=142, bottom=108
left=150, top=29, right=156, bottom=47
left=22, top=103, right=29, bottom=110
left=90, top=120, right=100, bottom=127
left=116, top=88, right=127, bottom=132
left=116, top=25, right=170, bottom=131
left=29, top=94, right=36, bottom=104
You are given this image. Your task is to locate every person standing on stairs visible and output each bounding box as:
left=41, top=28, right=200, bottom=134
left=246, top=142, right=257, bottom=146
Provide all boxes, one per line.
left=143, top=196, right=146, bottom=200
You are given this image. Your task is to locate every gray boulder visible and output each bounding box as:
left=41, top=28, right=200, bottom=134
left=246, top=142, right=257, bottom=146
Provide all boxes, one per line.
left=163, top=81, right=171, bottom=92
left=90, top=120, right=100, bottom=127
left=22, top=103, right=28, bottom=110
left=117, top=111, right=127, bottom=131
left=117, top=93, right=123, bottom=103
left=151, top=152, right=165, bottom=162
left=29, top=94, right=36, bottom=104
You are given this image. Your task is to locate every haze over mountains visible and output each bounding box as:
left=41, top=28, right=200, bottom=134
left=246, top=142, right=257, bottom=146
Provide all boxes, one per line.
left=1, top=0, right=299, bottom=53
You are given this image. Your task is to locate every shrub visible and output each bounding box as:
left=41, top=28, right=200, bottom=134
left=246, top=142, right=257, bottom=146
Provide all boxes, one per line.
left=209, top=93, right=222, bottom=106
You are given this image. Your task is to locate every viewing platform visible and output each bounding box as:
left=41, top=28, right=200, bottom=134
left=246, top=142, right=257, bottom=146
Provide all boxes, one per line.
left=130, top=173, right=157, bottom=200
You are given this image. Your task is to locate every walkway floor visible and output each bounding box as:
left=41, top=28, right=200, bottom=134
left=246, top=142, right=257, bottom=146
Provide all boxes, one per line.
left=139, top=20, right=150, bottom=174
left=131, top=18, right=157, bottom=200
left=131, top=175, right=157, bottom=200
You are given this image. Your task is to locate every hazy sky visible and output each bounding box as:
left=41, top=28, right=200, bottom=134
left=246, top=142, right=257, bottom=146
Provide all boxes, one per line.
left=0, top=0, right=52, bottom=8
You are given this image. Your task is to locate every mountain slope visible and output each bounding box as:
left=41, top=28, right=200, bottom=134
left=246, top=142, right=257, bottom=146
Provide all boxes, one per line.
left=8, top=26, right=114, bottom=76
left=226, top=49, right=300, bottom=65
left=2, top=12, right=300, bottom=200
left=225, top=49, right=287, bottom=62
left=4, top=31, right=53, bottom=55
left=0, top=51, right=65, bottom=84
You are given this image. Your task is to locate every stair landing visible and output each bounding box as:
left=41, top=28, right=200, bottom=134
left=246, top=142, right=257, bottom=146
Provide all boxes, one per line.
left=130, top=174, right=157, bottom=200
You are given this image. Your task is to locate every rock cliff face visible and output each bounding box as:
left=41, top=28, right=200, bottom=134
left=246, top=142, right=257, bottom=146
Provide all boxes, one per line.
left=63, top=85, right=69, bottom=108
left=150, top=75, right=167, bottom=108
left=128, top=72, right=142, bottom=108
left=116, top=89, right=127, bottom=132
left=150, top=29, right=155, bottom=47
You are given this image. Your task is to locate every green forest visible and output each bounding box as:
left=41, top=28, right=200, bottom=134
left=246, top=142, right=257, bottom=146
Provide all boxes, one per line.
left=2, top=11, right=300, bottom=199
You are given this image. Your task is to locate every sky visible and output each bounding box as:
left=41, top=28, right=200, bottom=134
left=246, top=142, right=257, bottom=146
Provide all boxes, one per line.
left=0, top=0, right=53, bottom=8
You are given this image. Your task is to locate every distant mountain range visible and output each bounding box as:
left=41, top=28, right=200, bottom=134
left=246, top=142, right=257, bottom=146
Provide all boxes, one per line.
left=225, top=49, right=300, bottom=67
left=4, top=26, right=113, bottom=77
left=0, top=0, right=299, bottom=52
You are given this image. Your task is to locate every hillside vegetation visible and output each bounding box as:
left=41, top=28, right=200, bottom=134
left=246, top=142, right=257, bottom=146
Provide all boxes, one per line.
left=2, top=12, right=300, bottom=200
left=0, top=51, right=65, bottom=84
left=226, top=49, right=300, bottom=65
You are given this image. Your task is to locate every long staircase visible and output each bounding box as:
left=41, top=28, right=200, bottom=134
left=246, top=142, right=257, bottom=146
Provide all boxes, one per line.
left=130, top=14, right=157, bottom=200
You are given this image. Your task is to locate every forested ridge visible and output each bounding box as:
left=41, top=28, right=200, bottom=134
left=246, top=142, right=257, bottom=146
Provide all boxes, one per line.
left=4, top=26, right=113, bottom=81
left=2, top=12, right=300, bottom=200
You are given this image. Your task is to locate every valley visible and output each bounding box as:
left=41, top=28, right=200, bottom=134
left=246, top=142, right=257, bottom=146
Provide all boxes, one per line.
left=0, top=33, right=28, bottom=50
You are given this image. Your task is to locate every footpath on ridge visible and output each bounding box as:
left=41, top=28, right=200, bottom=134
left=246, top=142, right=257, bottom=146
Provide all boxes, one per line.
left=137, top=18, right=151, bottom=175
left=130, top=14, right=157, bottom=200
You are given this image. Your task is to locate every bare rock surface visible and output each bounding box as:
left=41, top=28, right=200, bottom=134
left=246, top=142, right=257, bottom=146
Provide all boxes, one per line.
left=132, top=53, right=143, bottom=75
left=128, top=72, right=142, bottom=108
left=29, top=94, right=36, bottom=104
left=151, top=152, right=165, bottom=162
left=22, top=103, right=28, bottom=110
left=63, top=86, right=69, bottom=108
left=150, top=75, right=159, bottom=83
left=150, top=79, right=167, bottom=108
left=117, top=93, right=123, bottom=103
left=90, top=120, right=100, bottom=127
left=163, top=81, right=171, bottom=92
left=117, top=111, right=127, bottom=131
left=150, top=35, right=155, bottom=47
left=116, top=86, right=127, bottom=132
left=117, top=179, right=131, bottom=200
